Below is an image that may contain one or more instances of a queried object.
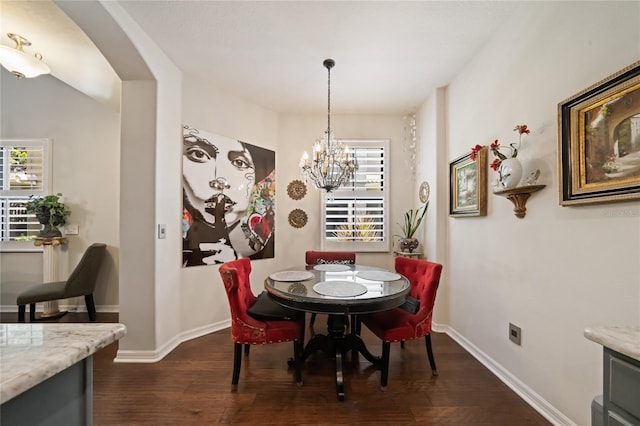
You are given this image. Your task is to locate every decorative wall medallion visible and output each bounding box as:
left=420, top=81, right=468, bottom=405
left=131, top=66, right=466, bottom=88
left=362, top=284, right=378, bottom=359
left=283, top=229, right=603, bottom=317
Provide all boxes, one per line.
left=287, top=179, right=307, bottom=200
left=288, top=209, right=308, bottom=228
left=419, top=181, right=430, bottom=203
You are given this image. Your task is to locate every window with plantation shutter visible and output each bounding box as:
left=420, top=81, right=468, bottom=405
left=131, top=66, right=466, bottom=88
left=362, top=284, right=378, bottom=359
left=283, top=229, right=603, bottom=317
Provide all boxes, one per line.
left=321, top=139, right=389, bottom=252
left=0, top=139, right=51, bottom=248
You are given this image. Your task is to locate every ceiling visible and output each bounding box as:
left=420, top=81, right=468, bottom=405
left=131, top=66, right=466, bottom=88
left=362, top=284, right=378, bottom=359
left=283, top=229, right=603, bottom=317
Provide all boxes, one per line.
left=0, top=0, right=122, bottom=110
left=1, top=1, right=521, bottom=115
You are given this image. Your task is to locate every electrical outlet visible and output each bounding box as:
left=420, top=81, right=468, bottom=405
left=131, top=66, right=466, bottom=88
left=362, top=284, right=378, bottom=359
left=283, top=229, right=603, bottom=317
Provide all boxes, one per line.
left=65, top=224, right=79, bottom=235
left=509, top=323, right=521, bottom=345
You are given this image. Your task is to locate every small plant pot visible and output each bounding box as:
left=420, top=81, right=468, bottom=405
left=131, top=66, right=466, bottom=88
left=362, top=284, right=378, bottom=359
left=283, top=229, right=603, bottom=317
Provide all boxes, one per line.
left=35, top=211, right=62, bottom=238
left=399, top=238, right=419, bottom=253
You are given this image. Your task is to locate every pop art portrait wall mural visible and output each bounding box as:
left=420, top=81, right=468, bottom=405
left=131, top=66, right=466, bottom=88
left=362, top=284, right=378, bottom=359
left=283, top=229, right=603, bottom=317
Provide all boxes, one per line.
left=182, top=125, right=275, bottom=266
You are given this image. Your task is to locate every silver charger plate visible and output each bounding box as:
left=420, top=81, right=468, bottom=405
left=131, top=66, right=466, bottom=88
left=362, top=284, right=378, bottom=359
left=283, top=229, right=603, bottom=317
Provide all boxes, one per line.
left=313, top=264, right=351, bottom=272
left=357, top=270, right=402, bottom=281
left=313, top=281, right=368, bottom=297
left=269, top=270, right=315, bottom=282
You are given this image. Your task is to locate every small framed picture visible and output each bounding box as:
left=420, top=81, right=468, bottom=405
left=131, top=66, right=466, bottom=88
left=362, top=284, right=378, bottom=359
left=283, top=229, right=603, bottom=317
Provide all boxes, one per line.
left=449, top=147, right=487, bottom=217
left=558, top=61, right=640, bottom=206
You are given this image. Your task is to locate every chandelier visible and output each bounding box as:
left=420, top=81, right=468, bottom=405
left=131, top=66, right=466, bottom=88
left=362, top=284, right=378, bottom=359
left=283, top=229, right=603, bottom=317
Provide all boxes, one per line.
left=300, top=59, right=357, bottom=192
left=0, top=33, right=50, bottom=79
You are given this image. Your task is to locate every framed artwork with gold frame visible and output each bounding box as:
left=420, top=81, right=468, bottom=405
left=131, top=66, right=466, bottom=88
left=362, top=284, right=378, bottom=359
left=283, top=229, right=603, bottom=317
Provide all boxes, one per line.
left=449, top=148, right=487, bottom=217
left=558, top=61, right=640, bottom=206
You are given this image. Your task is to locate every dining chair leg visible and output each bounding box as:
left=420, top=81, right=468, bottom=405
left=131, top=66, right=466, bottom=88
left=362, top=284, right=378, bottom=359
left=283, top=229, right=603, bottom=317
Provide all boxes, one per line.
left=309, top=313, right=317, bottom=327
left=425, top=334, right=438, bottom=376
left=29, top=304, right=36, bottom=322
left=244, top=344, right=250, bottom=356
left=293, top=339, right=303, bottom=385
left=18, top=305, right=25, bottom=323
left=380, top=341, right=391, bottom=390
left=232, top=342, right=242, bottom=390
left=85, top=294, right=97, bottom=321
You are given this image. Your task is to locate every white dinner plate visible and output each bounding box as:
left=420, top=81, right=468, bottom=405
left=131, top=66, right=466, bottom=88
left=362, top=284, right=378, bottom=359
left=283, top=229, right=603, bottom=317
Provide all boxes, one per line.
left=269, top=270, right=315, bottom=282
left=356, top=270, right=402, bottom=281
left=313, top=264, right=351, bottom=272
left=313, top=281, right=368, bottom=297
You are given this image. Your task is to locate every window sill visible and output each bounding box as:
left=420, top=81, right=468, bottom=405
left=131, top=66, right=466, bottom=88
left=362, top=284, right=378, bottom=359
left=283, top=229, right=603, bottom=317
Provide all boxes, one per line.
left=0, top=241, right=44, bottom=253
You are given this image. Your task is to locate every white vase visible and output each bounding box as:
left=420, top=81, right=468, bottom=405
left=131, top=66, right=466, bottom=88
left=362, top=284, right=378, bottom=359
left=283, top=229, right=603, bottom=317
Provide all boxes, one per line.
left=497, top=158, right=522, bottom=189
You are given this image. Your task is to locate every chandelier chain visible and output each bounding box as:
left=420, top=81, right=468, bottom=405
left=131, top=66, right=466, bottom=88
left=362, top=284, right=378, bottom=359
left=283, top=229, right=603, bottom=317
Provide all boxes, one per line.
left=327, top=63, right=331, bottom=133
left=299, top=58, right=358, bottom=192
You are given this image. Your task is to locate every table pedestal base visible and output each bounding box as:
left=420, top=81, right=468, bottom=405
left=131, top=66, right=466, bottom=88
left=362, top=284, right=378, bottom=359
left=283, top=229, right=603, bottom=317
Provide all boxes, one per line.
left=301, top=314, right=381, bottom=401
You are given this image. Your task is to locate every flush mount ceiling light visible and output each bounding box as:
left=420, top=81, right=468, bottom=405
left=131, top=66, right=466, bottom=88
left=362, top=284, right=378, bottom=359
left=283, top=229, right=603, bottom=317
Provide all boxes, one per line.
left=0, top=33, right=51, bottom=79
left=299, top=59, right=358, bottom=192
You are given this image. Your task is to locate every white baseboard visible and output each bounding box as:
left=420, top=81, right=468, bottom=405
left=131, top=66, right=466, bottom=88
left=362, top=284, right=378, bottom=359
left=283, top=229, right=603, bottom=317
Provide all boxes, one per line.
left=113, top=319, right=231, bottom=363
left=433, top=321, right=576, bottom=426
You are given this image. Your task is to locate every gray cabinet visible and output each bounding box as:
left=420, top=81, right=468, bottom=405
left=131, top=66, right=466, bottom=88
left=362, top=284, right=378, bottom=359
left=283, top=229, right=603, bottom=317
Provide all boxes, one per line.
left=603, top=348, right=640, bottom=426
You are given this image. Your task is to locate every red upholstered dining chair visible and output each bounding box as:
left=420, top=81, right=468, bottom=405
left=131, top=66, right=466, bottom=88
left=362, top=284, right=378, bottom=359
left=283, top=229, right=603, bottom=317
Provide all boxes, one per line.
left=359, top=256, right=442, bottom=390
left=218, top=258, right=303, bottom=389
left=304, top=250, right=356, bottom=327
left=305, top=250, right=356, bottom=266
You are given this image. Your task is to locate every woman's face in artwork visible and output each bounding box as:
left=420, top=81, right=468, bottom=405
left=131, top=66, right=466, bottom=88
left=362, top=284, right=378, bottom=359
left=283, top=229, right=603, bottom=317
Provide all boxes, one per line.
left=183, top=132, right=256, bottom=224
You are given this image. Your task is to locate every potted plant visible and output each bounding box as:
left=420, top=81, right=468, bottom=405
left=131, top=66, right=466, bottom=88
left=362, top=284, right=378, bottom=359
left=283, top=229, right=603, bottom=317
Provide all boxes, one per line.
left=25, top=193, right=70, bottom=238
left=396, top=201, right=428, bottom=253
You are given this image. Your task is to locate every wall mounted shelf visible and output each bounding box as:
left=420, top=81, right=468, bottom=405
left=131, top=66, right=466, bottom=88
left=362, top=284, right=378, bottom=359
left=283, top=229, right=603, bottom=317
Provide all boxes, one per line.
left=493, top=185, right=545, bottom=218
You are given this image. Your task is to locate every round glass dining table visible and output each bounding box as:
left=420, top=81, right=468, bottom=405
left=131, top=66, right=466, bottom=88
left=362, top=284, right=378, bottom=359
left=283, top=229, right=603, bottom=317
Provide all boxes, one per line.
left=264, top=264, right=410, bottom=401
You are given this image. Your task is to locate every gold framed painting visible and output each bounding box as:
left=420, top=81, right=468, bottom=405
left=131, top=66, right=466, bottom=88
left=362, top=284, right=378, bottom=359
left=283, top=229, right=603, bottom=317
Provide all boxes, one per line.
left=449, top=147, right=487, bottom=217
left=558, top=61, right=640, bottom=206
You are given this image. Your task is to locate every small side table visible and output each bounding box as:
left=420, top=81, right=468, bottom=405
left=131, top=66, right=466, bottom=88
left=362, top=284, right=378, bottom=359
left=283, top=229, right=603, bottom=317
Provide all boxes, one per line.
left=393, top=251, right=422, bottom=259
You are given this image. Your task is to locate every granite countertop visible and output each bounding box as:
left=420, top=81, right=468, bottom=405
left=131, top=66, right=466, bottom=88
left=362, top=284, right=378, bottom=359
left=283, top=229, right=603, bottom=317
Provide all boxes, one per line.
left=0, top=323, right=126, bottom=404
left=584, top=326, right=640, bottom=361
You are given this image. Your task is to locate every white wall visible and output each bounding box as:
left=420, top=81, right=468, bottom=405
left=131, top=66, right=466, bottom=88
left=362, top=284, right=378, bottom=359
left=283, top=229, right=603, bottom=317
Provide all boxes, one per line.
left=441, top=2, right=640, bottom=424
left=278, top=113, right=416, bottom=271
left=179, top=78, right=418, bottom=331
left=180, top=75, right=280, bottom=332
left=94, top=0, right=183, bottom=357
left=0, top=69, right=120, bottom=309
left=416, top=88, right=449, bottom=324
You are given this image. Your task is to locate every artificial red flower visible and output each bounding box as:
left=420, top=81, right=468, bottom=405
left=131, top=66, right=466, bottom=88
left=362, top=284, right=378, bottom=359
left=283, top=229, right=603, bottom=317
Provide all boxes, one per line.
left=469, top=124, right=531, bottom=166
left=514, top=124, right=530, bottom=135
left=470, top=144, right=483, bottom=161
left=490, top=158, right=502, bottom=171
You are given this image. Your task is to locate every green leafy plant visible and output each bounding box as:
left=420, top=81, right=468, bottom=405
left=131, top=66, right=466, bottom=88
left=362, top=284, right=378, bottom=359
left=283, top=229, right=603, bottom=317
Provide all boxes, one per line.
left=25, top=193, right=70, bottom=228
left=396, top=201, right=428, bottom=238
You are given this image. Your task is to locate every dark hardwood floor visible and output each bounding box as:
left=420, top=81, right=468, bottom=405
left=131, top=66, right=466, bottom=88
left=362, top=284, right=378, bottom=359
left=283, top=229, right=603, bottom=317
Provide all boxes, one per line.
left=1, top=312, right=551, bottom=425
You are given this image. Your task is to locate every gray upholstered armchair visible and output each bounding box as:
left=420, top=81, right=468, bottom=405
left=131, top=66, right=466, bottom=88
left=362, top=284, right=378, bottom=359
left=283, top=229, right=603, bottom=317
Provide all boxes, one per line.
left=17, top=243, right=107, bottom=322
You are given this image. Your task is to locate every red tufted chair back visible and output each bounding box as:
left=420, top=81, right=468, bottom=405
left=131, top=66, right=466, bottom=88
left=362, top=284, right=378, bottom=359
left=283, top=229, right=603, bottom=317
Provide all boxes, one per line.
left=395, top=256, right=442, bottom=330
left=305, top=250, right=356, bottom=265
